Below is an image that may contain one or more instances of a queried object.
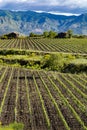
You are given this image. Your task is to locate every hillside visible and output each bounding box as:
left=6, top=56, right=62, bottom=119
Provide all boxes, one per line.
left=0, top=10, right=87, bottom=35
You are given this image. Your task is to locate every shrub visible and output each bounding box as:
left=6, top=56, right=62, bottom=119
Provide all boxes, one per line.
left=41, top=54, right=65, bottom=71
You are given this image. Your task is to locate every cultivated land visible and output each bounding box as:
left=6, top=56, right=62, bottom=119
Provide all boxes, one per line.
left=0, top=38, right=87, bottom=54
left=0, top=66, right=87, bottom=130
left=0, top=38, right=87, bottom=130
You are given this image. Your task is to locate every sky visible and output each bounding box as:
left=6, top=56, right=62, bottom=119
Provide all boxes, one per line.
left=0, top=0, right=87, bottom=15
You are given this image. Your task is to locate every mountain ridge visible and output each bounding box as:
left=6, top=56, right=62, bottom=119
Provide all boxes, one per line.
left=0, top=10, right=87, bottom=35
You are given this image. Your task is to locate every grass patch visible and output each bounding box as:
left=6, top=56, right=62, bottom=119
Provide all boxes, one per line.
left=70, top=58, right=87, bottom=65
left=0, top=122, right=24, bottom=130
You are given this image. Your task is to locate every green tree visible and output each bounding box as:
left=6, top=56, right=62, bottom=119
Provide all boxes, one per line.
left=29, top=32, right=35, bottom=37
left=43, top=31, right=49, bottom=38
left=48, top=31, right=57, bottom=38
left=67, top=30, right=73, bottom=38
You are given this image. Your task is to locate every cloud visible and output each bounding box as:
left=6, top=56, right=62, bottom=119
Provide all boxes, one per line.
left=60, top=0, right=87, bottom=8
left=0, top=0, right=87, bottom=14
left=0, top=0, right=87, bottom=7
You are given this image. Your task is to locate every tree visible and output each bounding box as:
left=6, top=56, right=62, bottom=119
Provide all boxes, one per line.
left=29, top=32, right=35, bottom=37
left=43, top=31, right=49, bottom=38
left=48, top=31, right=57, bottom=38
left=67, top=30, right=73, bottom=38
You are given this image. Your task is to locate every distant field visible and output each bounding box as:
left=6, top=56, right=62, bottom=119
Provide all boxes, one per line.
left=0, top=66, right=87, bottom=130
left=0, top=38, right=87, bottom=54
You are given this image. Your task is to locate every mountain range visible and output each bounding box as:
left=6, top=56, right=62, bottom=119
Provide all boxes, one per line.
left=0, top=10, right=87, bottom=35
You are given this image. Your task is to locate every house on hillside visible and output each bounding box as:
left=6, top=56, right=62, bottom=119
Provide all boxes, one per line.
left=57, top=32, right=67, bottom=38
left=0, top=32, right=19, bottom=39
left=7, top=32, right=19, bottom=39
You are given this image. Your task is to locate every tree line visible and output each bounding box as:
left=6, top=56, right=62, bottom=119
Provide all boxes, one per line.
left=0, top=30, right=87, bottom=39
left=29, top=30, right=73, bottom=38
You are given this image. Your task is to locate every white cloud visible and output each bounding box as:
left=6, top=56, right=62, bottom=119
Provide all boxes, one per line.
left=0, top=0, right=87, bottom=10
left=61, top=0, right=87, bottom=8
left=28, top=0, right=87, bottom=8
left=0, top=0, right=35, bottom=7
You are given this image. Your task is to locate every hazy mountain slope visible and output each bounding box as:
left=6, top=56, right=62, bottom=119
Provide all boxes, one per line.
left=0, top=10, right=87, bottom=35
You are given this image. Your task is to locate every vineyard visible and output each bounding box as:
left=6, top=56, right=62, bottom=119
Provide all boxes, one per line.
left=0, top=66, right=87, bottom=130
left=0, top=38, right=87, bottom=54
left=0, top=37, right=87, bottom=130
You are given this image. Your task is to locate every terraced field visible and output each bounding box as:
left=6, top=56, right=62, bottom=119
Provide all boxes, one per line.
left=0, top=66, right=87, bottom=130
left=0, top=38, right=87, bottom=54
